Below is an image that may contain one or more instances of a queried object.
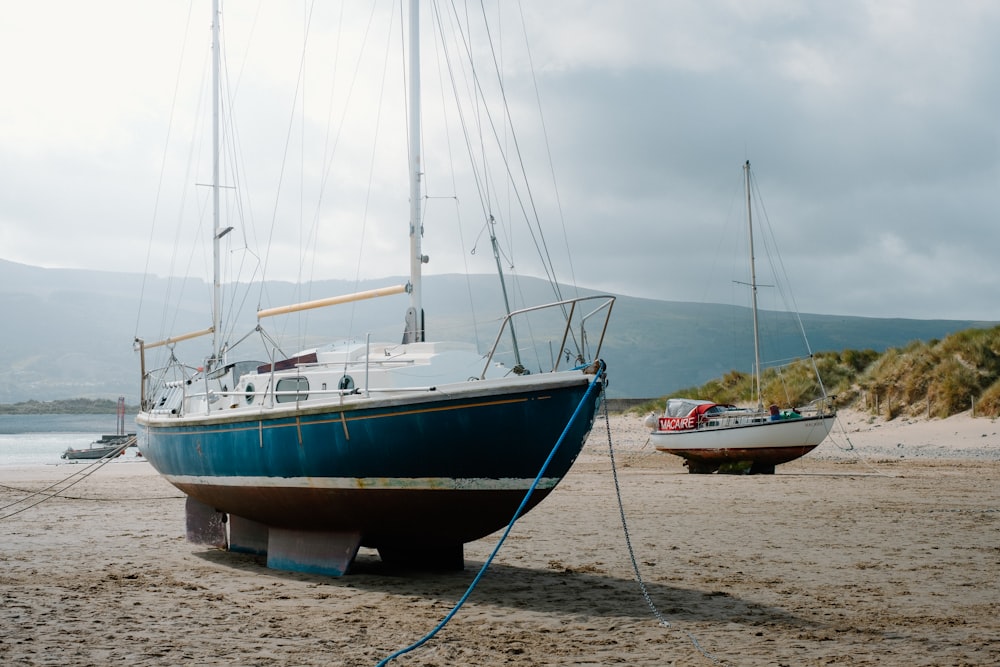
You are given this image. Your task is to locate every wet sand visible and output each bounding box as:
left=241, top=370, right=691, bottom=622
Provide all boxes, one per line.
left=1, top=410, right=998, bottom=665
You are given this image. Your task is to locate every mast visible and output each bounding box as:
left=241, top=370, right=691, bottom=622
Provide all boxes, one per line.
left=745, top=160, right=763, bottom=411
left=210, top=0, right=222, bottom=366
left=403, top=0, right=426, bottom=343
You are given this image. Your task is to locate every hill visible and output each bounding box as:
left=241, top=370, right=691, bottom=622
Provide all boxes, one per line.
left=0, top=398, right=140, bottom=415
left=1, top=258, right=996, bottom=402
left=636, top=325, right=1000, bottom=419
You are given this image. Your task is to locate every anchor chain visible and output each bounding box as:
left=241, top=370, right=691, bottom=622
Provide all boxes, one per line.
left=599, top=389, right=723, bottom=665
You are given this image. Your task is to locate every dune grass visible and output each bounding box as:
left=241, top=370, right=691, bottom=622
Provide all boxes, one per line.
left=639, top=325, right=1000, bottom=420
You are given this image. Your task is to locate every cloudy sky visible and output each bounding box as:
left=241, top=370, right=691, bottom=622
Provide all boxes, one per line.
left=2, top=1, right=998, bottom=322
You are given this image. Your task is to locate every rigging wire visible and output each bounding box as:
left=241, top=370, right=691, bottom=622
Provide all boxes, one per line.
left=429, top=1, right=516, bottom=349
left=255, top=3, right=316, bottom=321
left=823, top=416, right=900, bottom=478
left=309, top=1, right=381, bottom=338
left=300, top=3, right=334, bottom=316
left=471, top=3, right=564, bottom=304
left=440, top=2, right=563, bottom=303
left=515, top=0, right=578, bottom=299
left=138, top=1, right=595, bottom=370
left=427, top=2, right=482, bottom=348
left=493, top=69, right=583, bottom=348
left=135, top=0, right=198, bottom=346
left=748, top=168, right=830, bottom=399
left=217, top=3, right=268, bottom=352
left=174, top=77, right=214, bottom=349
left=430, top=3, right=530, bottom=353
left=705, top=163, right=830, bottom=405
left=161, top=47, right=211, bottom=356
left=349, top=0, right=396, bottom=298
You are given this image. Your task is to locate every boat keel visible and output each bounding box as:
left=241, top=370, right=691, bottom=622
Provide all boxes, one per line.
left=229, top=515, right=269, bottom=555
left=266, top=528, right=362, bottom=577
left=183, top=501, right=471, bottom=576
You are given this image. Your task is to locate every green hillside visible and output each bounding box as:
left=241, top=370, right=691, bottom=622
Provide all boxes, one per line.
left=638, top=325, right=1000, bottom=419
left=2, top=259, right=997, bottom=402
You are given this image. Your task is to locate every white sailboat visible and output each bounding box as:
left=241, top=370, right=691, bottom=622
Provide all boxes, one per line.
left=647, top=161, right=835, bottom=474
left=134, top=1, right=614, bottom=575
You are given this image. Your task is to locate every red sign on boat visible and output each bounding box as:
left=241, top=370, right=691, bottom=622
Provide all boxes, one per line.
left=659, top=415, right=696, bottom=431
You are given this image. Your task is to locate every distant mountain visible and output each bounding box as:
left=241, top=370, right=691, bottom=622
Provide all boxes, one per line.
left=1, top=258, right=995, bottom=402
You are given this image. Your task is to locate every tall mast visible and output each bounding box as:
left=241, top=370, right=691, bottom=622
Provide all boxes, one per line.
left=210, top=0, right=222, bottom=365
left=745, top=160, right=763, bottom=411
left=403, top=0, right=426, bottom=343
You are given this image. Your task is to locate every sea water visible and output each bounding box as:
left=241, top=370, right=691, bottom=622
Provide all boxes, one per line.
left=0, top=414, right=140, bottom=466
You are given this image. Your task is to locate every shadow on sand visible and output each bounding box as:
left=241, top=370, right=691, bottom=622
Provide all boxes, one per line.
left=192, top=548, right=815, bottom=630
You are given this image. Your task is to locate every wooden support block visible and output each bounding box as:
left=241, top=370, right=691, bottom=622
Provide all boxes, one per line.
left=184, top=496, right=227, bottom=549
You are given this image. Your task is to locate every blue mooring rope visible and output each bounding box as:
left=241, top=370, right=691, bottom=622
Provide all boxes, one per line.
left=376, top=361, right=607, bottom=666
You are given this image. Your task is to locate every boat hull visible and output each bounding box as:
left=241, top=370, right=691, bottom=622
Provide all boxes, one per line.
left=137, top=372, right=602, bottom=547
left=61, top=445, right=125, bottom=460
left=651, top=413, right=835, bottom=467
left=61, top=435, right=135, bottom=460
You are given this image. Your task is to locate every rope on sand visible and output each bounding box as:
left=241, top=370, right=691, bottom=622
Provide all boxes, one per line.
left=0, top=440, right=132, bottom=520
left=600, top=393, right=724, bottom=665
left=0, top=482, right=183, bottom=502
left=376, top=363, right=608, bottom=666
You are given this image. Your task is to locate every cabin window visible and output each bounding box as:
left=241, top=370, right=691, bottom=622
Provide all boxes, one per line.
left=276, top=377, right=309, bottom=403
left=245, top=383, right=256, bottom=404
left=338, top=375, right=355, bottom=391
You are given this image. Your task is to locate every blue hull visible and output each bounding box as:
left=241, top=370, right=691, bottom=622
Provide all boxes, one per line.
left=139, top=379, right=602, bottom=547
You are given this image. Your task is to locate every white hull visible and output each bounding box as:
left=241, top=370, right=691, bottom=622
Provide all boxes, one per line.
left=651, top=413, right=835, bottom=470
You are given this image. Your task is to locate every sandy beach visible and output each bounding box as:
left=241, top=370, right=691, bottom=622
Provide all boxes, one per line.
left=1, top=409, right=997, bottom=666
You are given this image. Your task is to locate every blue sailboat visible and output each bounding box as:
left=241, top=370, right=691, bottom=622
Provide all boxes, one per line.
left=134, top=1, right=613, bottom=576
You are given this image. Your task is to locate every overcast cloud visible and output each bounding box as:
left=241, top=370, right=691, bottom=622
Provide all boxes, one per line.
left=1, top=1, right=998, bottom=321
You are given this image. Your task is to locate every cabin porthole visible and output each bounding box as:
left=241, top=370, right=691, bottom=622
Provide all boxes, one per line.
left=245, top=383, right=255, bottom=404
left=338, top=375, right=355, bottom=391
left=276, top=377, right=309, bottom=403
